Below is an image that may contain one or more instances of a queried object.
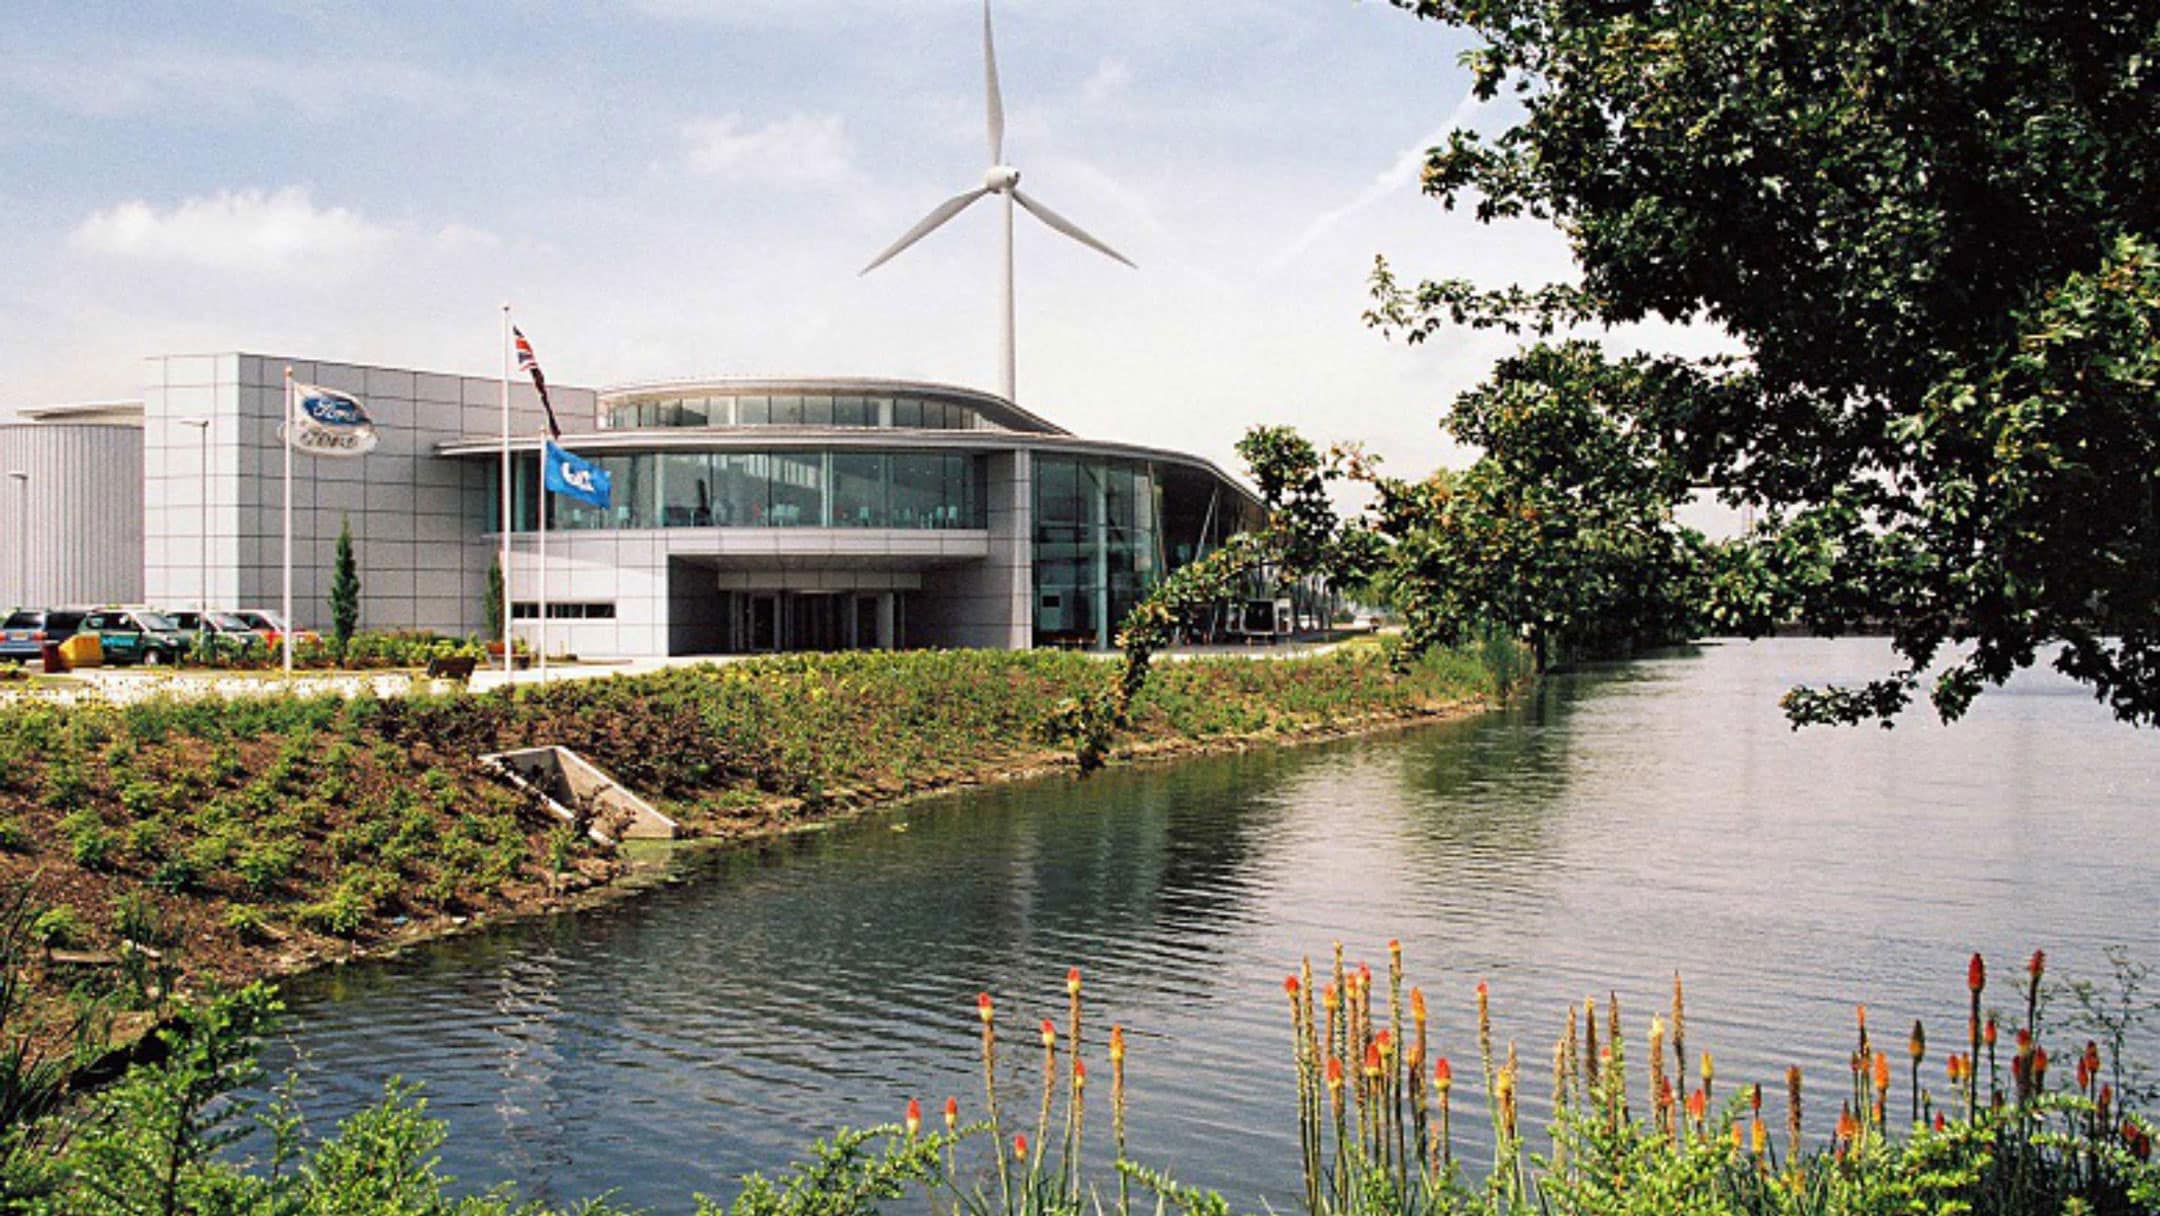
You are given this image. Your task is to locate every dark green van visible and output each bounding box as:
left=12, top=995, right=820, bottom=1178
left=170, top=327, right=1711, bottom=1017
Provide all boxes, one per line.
left=81, top=609, right=187, bottom=666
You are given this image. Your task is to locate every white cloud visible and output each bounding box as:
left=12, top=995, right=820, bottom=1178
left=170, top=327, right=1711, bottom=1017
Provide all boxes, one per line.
left=1081, top=58, right=1133, bottom=105
left=681, top=114, right=855, bottom=185
left=1265, top=87, right=1484, bottom=274
left=69, top=188, right=396, bottom=274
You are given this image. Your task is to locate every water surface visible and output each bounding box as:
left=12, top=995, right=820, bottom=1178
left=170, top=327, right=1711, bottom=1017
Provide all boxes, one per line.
left=263, top=639, right=2160, bottom=1209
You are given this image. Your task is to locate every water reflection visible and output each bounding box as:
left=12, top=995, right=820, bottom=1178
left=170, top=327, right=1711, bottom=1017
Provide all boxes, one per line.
left=261, top=639, right=2160, bottom=1211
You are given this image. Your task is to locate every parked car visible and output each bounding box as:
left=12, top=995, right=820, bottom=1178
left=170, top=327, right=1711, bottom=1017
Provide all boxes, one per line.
left=233, top=608, right=321, bottom=648
left=166, top=609, right=268, bottom=650
left=79, top=608, right=188, bottom=666
left=0, top=608, right=89, bottom=662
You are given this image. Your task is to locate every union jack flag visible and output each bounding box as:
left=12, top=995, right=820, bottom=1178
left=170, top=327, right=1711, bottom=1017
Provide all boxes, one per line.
left=513, top=326, right=562, bottom=440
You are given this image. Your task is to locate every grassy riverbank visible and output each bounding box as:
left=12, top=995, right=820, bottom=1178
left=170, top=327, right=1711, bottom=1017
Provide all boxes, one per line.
left=0, top=644, right=1500, bottom=1045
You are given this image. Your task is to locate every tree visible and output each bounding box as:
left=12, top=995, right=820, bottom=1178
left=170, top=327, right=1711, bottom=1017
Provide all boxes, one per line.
left=1364, top=342, right=1708, bottom=671
left=1370, top=0, right=2160, bottom=726
left=330, top=517, right=360, bottom=653
left=484, top=555, right=505, bottom=641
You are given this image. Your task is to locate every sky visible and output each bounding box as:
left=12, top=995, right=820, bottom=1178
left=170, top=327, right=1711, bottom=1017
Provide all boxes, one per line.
left=0, top=1, right=1721, bottom=485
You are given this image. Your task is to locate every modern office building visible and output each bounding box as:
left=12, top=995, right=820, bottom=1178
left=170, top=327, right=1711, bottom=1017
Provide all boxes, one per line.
left=87, top=351, right=1260, bottom=657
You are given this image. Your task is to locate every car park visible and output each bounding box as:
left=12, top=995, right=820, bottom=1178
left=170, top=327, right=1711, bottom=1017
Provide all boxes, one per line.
left=79, top=608, right=188, bottom=666
left=0, top=609, right=88, bottom=662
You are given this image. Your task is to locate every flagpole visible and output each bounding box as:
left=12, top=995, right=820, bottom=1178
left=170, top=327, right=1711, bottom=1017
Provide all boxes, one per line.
left=281, top=367, right=295, bottom=675
left=500, top=304, right=514, bottom=679
left=537, top=429, right=549, bottom=684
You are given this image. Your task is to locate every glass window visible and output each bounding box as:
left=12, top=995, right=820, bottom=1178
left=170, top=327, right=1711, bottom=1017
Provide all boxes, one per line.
left=866, top=397, right=893, bottom=427
left=767, top=452, right=824, bottom=525
left=678, top=398, right=710, bottom=427
left=1036, top=457, right=1081, bottom=525
left=892, top=397, right=924, bottom=428
left=801, top=394, right=834, bottom=426
left=658, top=453, right=714, bottom=526
left=890, top=452, right=969, bottom=529
left=831, top=453, right=887, bottom=527
left=737, top=395, right=771, bottom=426
left=713, top=453, right=768, bottom=526
left=833, top=396, right=870, bottom=427
left=771, top=396, right=805, bottom=426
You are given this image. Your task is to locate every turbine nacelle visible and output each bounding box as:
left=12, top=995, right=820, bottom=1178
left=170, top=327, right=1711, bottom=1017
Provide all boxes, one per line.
left=984, top=165, right=1021, bottom=192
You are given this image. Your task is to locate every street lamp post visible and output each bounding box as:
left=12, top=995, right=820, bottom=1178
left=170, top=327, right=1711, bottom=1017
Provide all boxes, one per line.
left=4, top=472, right=26, bottom=610
left=179, top=419, right=211, bottom=614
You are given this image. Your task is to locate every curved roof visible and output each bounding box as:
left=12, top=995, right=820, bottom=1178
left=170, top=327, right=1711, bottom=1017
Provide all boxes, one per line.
left=597, top=377, right=1068, bottom=436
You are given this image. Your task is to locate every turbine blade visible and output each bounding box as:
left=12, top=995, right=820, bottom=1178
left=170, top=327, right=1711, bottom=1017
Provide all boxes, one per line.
left=860, top=187, right=994, bottom=275
left=983, top=0, right=1005, bottom=163
left=1012, top=189, right=1136, bottom=269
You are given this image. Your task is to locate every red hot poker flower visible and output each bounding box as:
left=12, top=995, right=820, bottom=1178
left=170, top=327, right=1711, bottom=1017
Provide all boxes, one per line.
left=1687, top=1087, right=1708, bottom=1122
left=1013, top=1134, right=1028, bottom=1160
left=1934, top=1112, right=1946, bottom=1133
left=1326, top=1058, right=1344, bottom=1090
left=1067, top=967, right=1082, bottom=996
left=1284, top=975, right=1300, bottom=998
left=1109, top=1025, right=1126, bottom=1063
left=1073, top=1059, right=1087, bottom=1089
left=2028, top=950, right=2047, bottom=981
left=1434, top=1057, right=1453, bottom=1091
left=944, top=1097, right=959, bottom=1129
left=1969, top=953, right=1986, bottom=994
left=1039, top=1019, right=1057, bottom=1049
left=1373, top=1029, right=1394, bottom=1055
left=1985, top=1016, right=1998, bottom=1048
left=978, top=993, right=995, bottom=1024
left=905, top=1098, right=922, bottom=1137
left=1363, top=1042, right=1383, bottom=1077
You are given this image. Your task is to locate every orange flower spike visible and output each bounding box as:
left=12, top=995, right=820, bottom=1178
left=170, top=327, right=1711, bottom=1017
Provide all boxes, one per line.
left=1067, top=967, right=1082, bottom=997
left=2084, top=1041, right=2102, bottom=1082
left=944, top=1097, right=959, bottom=1130
left=1909, top=1020, right=1926, bottom=1062
left=1283, top=975, right=1300, bottom=999
left=1374, top=1029, right=1394, bottom=1056
left=1969, top=953, right=1986, bottom=995
left=1687, top=1087, right=1708, bottom=1123
left=2016, top=1028, right=2032, bottom=1054
left=1750, top=1117, right=1766, bottom=1156
left=1872, top=1050, right=1890, bottom=1097
left=1040, top=1019, right=1057, bottom=1049
left=1856, top=1003, right=1868, bottom=1035
left=1073, top=1059, right=1087, bottom=1090
left=1321, top=983, right=1339, bottom=1011
left=1410, top=987, right=1427, bottom=1029
left=2033, top=1046, right=2050, bottom=1082
left=2028, top=950, right=2046, bottom=982
left=1750, top=1082, right=1763, bottom=1115
left=1730, top=1122, right=1744, bottom=1151
left=1109, top=1025, right=1126, bottom=1064
left=1701, top=1051, right=1714, bottom=1086
left=1326, top=1057, right=1345, bottom=1092
left=1363, top=1041, right=1383, bottom=1078
left=905, top=1098, right=923, bottom=1138
left=1434, top=1057, right=1453, bottom=1092
left=978, top=992, right=995, bottom=1024
left=1013, top=1133, right=1028, bottom=1160
left=1933, top=1111, right=1946, bottom=1133
left=1985, top=1016, right=1999, bottom=1048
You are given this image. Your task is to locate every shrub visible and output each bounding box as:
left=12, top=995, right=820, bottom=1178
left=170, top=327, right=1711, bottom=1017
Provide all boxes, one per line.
left=28, top=905, right=84, bottom=951
left=58, top=810, right=116, bottom=871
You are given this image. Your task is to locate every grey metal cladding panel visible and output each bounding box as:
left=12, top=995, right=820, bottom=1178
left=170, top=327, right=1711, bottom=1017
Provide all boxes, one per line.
left=0, top=424, right=145, bottom=607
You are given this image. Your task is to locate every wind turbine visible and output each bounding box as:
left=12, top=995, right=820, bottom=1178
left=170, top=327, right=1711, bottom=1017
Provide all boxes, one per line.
left=860, top=0, right=1135, bottom=405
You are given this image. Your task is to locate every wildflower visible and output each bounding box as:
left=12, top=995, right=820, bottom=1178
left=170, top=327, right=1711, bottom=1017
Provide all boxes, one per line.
left=1730, top=1123, right=1743, bottom=1151
left=1284, top=975, right=1300, bottom=998
left=1948, top=1054, right=1964, bottom=1084
left=1435, top=1057, right=1453, bottom=1092
left=1750, top=1117, right=1766, bottom=1156
left=1909, top=1020, right=1926, bottom=1062
left=1701, top=1051, right=1714, bottom=1086
left=2016, top=1028, right=2032, bottom=1053
left=2028, top=950, right=2046, bottom=982
left=1073, top=1059, right=1087, bottom=1090
left=1410, top=987, right=1427, bottom=1027
left=2084, top=1041, right=2102, bottom=1086
left=1067, top=966, right=1082, bottom=997
left=1327, top=1057, right=1345, bottom=1092
left=1984, top=1016, right=1998, bottom=1048
left=1322, top=983, right=1339, bottom=1011
left=1837, top=1107, right=1857, bottom=1144
left=905, top=1098, right=922, bottom=1137
left=1934, top=1111, right=1946, bottom=1132
left=978, top=992, right=995, bottom=1024
left=1856, top=1003, right=1868, bottom=1035
left=1968, top=953, right=1986, bottom=994
left=2033, top=1046, right=2050, bottom=1083
left=944, top=1097, right=959, bottom=1130
left=1040, top=1019, right=1057, bottom=1049
left=1363, top=1042, right=1383, bottom=1078
left=1374, top=1029, right=1394, bottom=1056
left=1751, top=1082, right=1763, bottom=1115
left=1109, top=1025, right=1126, bottom=1063
left=1013, top=1133, right=1028, bottom=1160
left=1872, top=1050, right=1890, bottom=1097
left=1687, top=1087, right=1707, bottom=1122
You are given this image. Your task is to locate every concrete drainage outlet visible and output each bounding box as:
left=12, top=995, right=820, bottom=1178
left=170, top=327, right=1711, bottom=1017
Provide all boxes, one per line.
left=477, top=746, right=680, bottom=845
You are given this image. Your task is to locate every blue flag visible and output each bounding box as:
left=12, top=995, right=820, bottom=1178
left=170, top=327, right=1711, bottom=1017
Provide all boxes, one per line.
left=543, top=441, right=611, bottom=509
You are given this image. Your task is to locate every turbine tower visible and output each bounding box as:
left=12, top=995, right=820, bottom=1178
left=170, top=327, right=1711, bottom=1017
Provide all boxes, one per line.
left=861, top=0, right=1134, bottom=405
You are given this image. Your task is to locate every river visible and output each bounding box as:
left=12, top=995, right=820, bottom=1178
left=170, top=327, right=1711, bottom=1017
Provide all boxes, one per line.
left=260, top=638, right=2160, bottom=1210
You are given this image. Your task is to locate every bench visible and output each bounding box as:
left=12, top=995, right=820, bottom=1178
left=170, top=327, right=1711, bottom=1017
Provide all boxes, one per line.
left=425, top=655, right=479, bottom=681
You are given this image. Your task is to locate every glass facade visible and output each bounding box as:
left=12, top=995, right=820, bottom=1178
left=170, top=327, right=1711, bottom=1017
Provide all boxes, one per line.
left=605, top=390, right=987, bottom=432
left=1032, top=454, right=1163, bottom=647
left=490, top=449, right=987, bottom=532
